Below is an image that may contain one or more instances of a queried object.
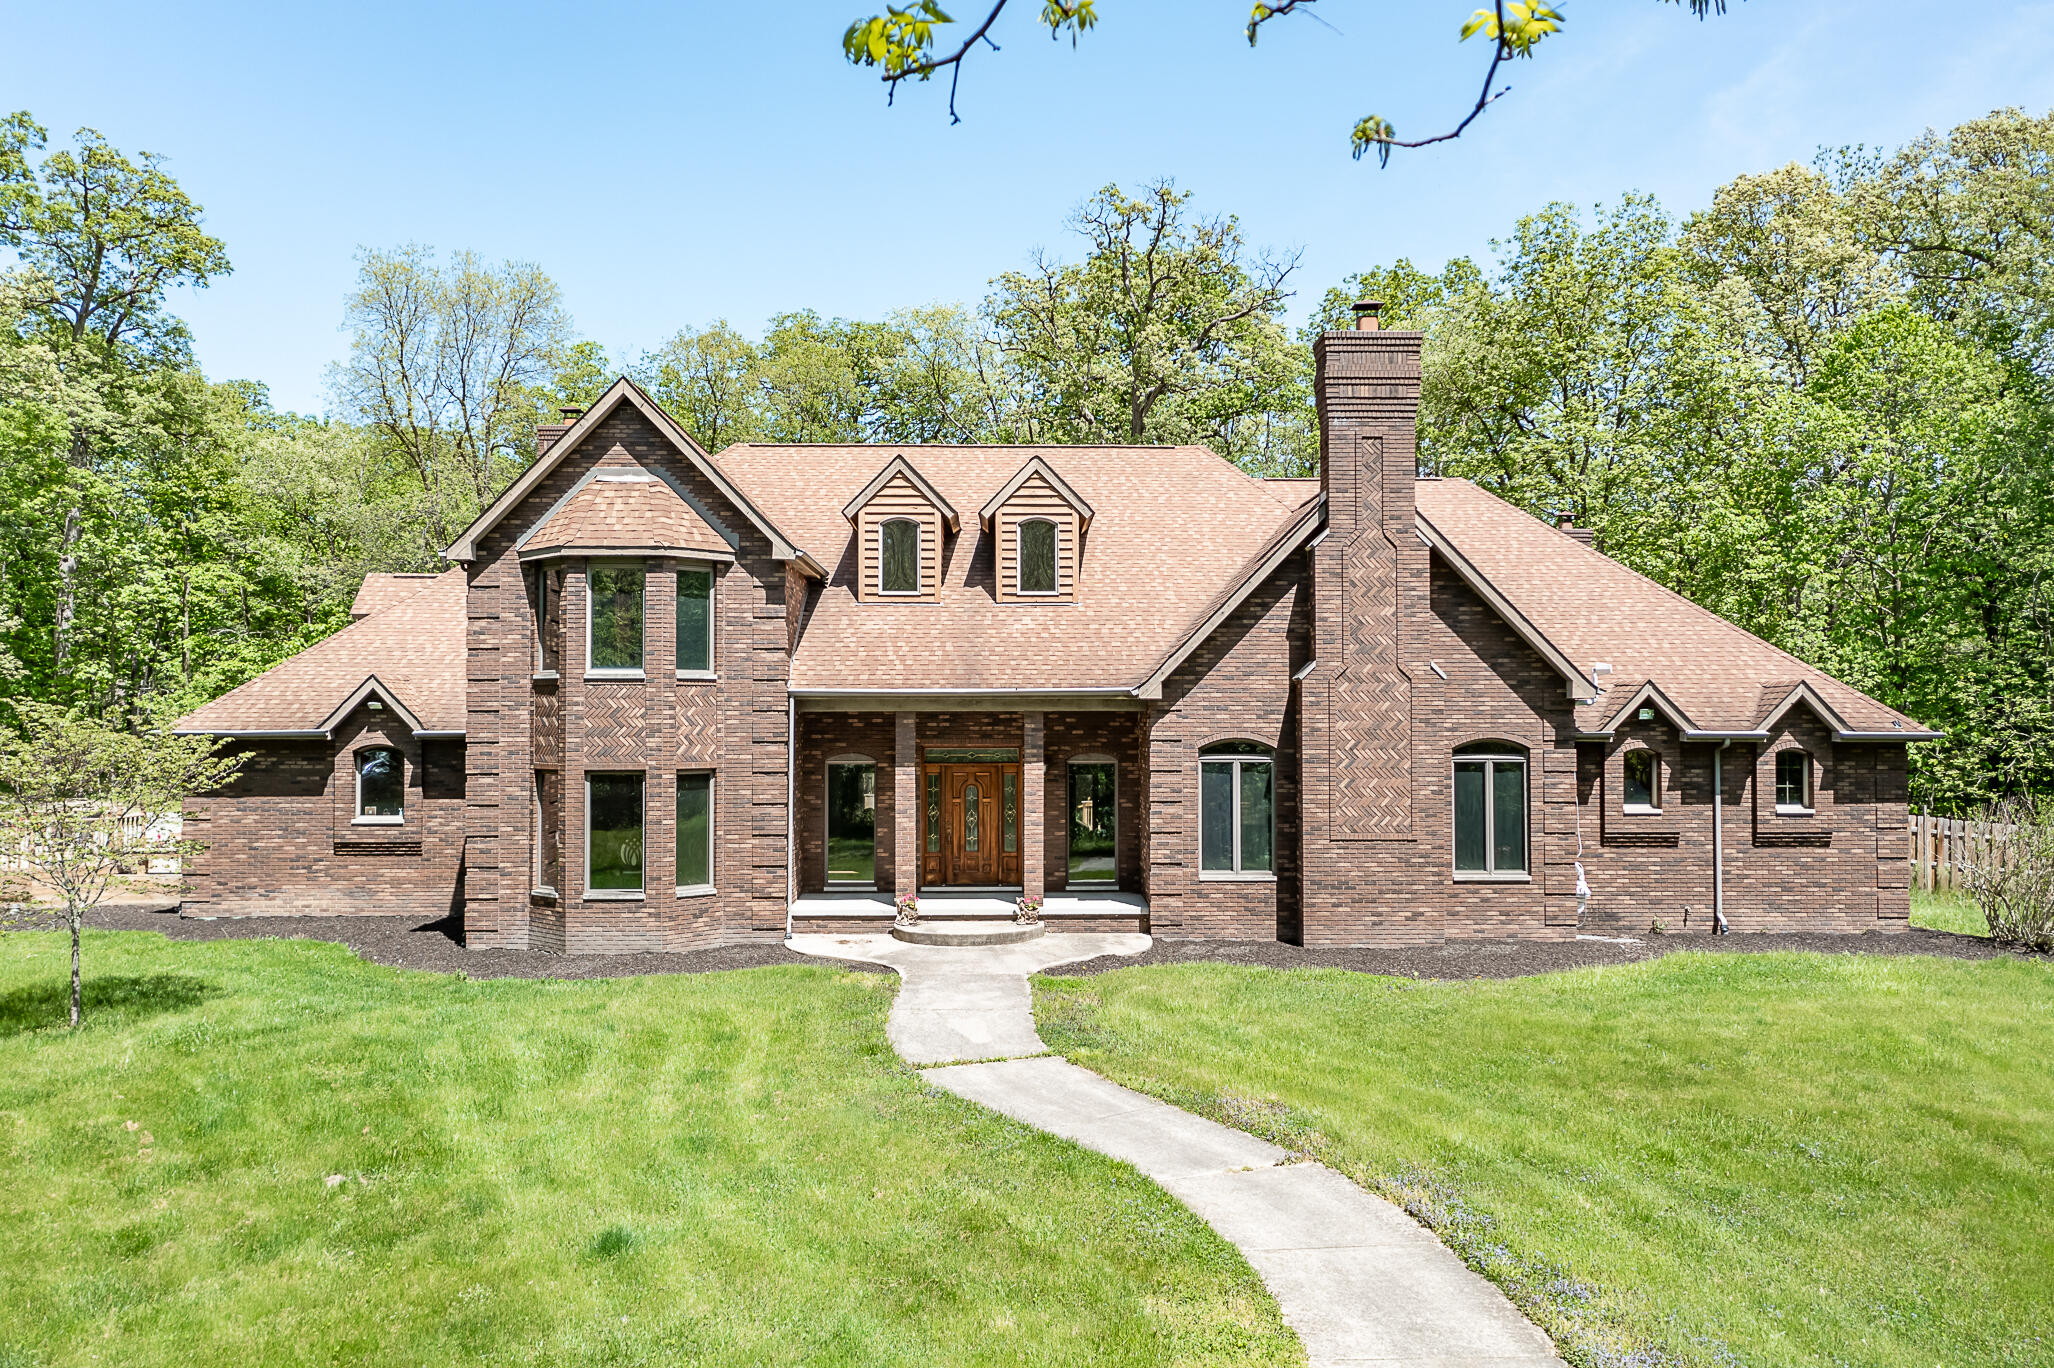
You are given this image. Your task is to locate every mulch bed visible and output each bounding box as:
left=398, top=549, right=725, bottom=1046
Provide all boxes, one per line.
left=1049, top=925, right=2040, bottom=979
left=60, top=902, right=2038, bottom=982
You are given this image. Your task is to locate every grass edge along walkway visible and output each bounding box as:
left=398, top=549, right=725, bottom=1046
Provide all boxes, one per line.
left=0, top=927, right=1302, bottom=1368
left=1035, top=949, right=2054, bottom=1368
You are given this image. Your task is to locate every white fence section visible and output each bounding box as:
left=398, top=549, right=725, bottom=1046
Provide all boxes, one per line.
left=0, top=809, right=182, bottom=877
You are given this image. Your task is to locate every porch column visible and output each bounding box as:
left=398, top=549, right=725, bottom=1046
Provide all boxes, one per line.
left=894, top=712, right=918, bottom=900
left=1023, top=711, right=1045, bottom=901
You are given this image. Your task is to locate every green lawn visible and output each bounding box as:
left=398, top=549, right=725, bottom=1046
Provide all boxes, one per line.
left=1037, top=952, right=2054, bottom=1368
left=1911, top=887, right=1987, bottom=937
left=0, top=930, right=1298, bottom=1368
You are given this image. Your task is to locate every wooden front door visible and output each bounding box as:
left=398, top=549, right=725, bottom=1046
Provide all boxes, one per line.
left=923, top=763, right=1022, bottom=887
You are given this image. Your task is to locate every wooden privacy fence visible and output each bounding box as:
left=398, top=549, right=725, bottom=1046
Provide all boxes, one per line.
left=1909, top=810, right=2014, bottom=893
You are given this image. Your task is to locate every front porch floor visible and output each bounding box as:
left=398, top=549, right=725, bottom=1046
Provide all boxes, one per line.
left=790, top=889, right=1148, bottom=926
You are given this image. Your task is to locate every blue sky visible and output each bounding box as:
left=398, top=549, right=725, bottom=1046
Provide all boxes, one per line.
left=10, top=0, right=2052, bottom=413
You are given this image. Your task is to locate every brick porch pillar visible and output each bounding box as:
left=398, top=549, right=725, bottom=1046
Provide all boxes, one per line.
left=1022, top=711, right=1045, bottom=900
left=894, top=712, right=918, bottom=900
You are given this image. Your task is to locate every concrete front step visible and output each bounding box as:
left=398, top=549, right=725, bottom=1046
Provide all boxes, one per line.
left=892, top=919, right=1048, bottom=947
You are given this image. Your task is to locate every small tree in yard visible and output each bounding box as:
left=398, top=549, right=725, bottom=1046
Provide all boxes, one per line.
left=0, top=704, right=242, bottom=1028
left=1963, top=796, right=2054, bottom=953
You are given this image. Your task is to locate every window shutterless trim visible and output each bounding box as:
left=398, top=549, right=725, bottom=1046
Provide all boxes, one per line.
left=1451, top=751, right=1527, bottom=878
left=675, top=562, right=716, bottom=677
left=825, top=758, right=879, bottom=888
left=583, top=771, right=646, bottom=897
left=585, top=558, right=645, bottom=675
left=1066, top=757, right=1118, bottom=886
left=675, top=770, right=715, bottom=895
left=878, top=518, right=922, bottom=596
left=353, top=746, right=405, bottom=825
left=1199, top=753, right=1274, bottom=877
left=1017, top=517, right=1060, bottom=596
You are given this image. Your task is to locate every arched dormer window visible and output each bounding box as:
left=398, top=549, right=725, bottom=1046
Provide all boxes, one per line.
left=1018, top=518, right=1058, bottom=595
left=355, top=746, right=404, bottom=824
left=1200, top=741, right=1274, bottom=878
left=1453, top=741, right=1526, bottom=878
left=880, top=519, right=920, bottom=595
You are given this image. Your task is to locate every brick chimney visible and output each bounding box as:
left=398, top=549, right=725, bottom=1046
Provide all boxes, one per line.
left=1557, top=517, right=1596, bottom=548
left=1301, top=302, right=1424, bottom=854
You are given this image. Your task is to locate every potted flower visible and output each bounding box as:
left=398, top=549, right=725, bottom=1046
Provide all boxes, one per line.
left=893, top=892, right=920, bottom=927
left=1014, top=894, right=1043, bottom=926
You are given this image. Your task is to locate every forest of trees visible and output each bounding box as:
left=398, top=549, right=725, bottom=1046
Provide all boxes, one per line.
left=1, top=108, right=2049, bottom=811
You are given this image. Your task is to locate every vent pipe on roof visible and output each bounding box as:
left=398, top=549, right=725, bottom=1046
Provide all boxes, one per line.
left=1351, top=299, right=1383, bottom=331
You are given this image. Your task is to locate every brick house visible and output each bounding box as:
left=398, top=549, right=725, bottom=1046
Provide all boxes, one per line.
left=175, top=318, right=1936, bottom=950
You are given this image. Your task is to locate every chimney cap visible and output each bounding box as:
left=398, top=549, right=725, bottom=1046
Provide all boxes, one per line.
left=1350, top=299, right=1384, bottom=331
left=559, top=406, right=584, bottom=422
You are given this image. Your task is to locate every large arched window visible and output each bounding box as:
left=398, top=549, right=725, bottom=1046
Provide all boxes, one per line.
left=1200, top=741, right=1273, bottom=877
left=880, top=519, right=920, bottom=594
left=1018, top=518, right=1058, bottom=595
left=1453, top=742, right=1526, bottom=877
left=355, top=747, right=404, bottom=823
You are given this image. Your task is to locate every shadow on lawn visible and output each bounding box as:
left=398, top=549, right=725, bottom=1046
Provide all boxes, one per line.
left=0, top=973, right=219, bottom=1037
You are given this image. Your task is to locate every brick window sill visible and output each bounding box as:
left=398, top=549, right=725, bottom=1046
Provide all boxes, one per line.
left=1453, top=872, right=1532, bottom=884
left=674, top=670, right=717, bottom=682
left=675, top=884, right=717, bottom=899
left=1775, top=806, right=1817, bottom=817
left=583, top=889, right=646, bottom=901
left=1199, top=871, right=1277, bottom=883
left=585, top=671, right=646, bottom=683
left=350, top=817, right=405, bottom=826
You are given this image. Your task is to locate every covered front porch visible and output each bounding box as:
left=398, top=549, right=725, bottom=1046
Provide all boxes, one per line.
left=791, top=699, right=1148, bottom=923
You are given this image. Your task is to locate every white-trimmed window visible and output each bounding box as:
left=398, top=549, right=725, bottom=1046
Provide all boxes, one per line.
left=587, top=560, right=645, bottom=676
left=676, top=565, right=714, bottom=676
left=1018, top=518, right=1058, bottom=595
left=826, top=756, right=877, bottom=886
left=1068, top=756, right=1117, bottom=884
left=586, top=772, right=645, bottom=896
left=1623, top=748, right=1660, bottom=813
left=880, top=519, right=920, bottom=595
left=676, top=771, right=714, bottom=894
left=1775, top=750, right=1813, bottom=813
left=1200, top=742, right=1274, bottom=878
left=1454, top=742, right=1527, bottom=879
left=354, top=747, right=404, bottom=824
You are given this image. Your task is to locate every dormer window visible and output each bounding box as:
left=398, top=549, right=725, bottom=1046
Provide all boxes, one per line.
left=1019, top=519, right=1057, bottom=595
left=843, top=456, right=956, bottom=603
left=880, top=519, right=921, bottom=595
left=981, top=455, right=1093, bottom=604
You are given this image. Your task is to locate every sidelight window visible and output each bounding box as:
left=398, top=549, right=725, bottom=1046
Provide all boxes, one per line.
left=827, top=758, right=877, bottom=886
left=880, top=519, right=920, bottom=595
left=354, top=747, right=403, bottom=823
left=676, top=566, right=713, bottom=674
left=587, top=561, right=645, bottom=674
left=1200, top=742, right=1273, bottom=878
left=1454, top=743, right=1527, bottom=878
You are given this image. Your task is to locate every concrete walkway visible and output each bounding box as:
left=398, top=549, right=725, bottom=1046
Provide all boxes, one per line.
left=789, top=931, right=1564, bottom=1368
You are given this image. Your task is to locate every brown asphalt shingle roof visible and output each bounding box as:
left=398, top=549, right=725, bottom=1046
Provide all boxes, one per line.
left=519, top=468, right=733, bottom=559
left=1416, top=478, right=1926, bottom=736
left=713, top=444, right=1312, bottom=692
left=175, top=570, right=467, bottom=735
left=350, top=573, right=442, bottom=619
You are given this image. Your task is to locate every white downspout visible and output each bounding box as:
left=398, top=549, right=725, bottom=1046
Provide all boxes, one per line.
left=1712, top=740, right=1730, bottom=933
left=784, top=692, right=797, bottom=942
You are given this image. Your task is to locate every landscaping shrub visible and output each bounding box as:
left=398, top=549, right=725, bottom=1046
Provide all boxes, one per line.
left=1964, top=796, right=2054, bottom=952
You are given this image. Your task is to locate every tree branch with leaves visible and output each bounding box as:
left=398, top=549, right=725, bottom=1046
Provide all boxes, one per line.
left=842, top=1, right=1735, bottom=161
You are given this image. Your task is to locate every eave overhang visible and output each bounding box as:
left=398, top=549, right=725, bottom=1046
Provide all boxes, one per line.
left=1414, top=511, right=1601, bottom=704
